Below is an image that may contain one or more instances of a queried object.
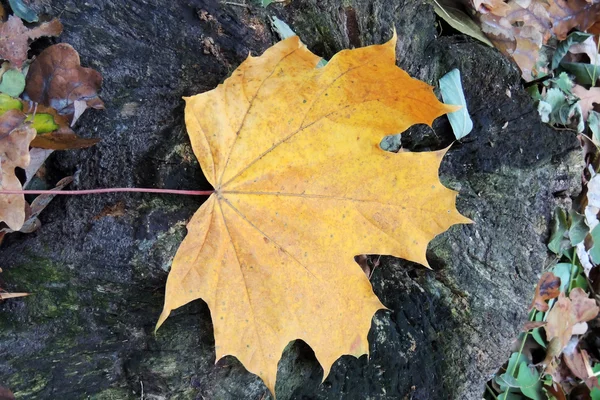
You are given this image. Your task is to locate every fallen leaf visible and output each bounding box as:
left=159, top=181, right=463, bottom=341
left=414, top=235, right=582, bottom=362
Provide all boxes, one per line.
left=157, top=35, right=469, bottom=394
left=530, top=271, right=561, bottom=312
left=0, top=69, right=25, bottom=97
left=478, top=0, right=600, bottom=80
left=0, top=109, right=36, bottom=231
left=570, top=287, right=599, bottom=322
left=0, top=291, right=29, bottom=300
left=563, top=338, right=593, bottom=382
left=523, top=320, right=547, bottom=331
left=93, top=201, right=126, bottom=220
left=24, top=43, right=104, bottom=122
left=573, top=84, right=600, bottom=120
left=0, top=386, right=15, bottom=400
left=0, top=96, right=99, bottom=149
left=24, top=148, right=52, bottom=187
left=0, top=16, right=62, bottom=68
left=552, top=31, right=593, bottom=70
left=8, top=0, right=39, bottom=23
left=439, top=68, right=473, bottom=140
left=545, top=289, right=599, bottom=350
left=568, top=36, right=600, bottom=66
left=433, top=0, right=494, bottom=47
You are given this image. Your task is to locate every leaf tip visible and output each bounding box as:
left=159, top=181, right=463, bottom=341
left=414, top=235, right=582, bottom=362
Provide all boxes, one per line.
left=155, top=308, right=171, bottom=333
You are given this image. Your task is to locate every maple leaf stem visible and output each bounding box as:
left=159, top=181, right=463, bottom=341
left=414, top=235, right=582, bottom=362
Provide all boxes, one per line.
left=0, top=188, right=215, bottom=196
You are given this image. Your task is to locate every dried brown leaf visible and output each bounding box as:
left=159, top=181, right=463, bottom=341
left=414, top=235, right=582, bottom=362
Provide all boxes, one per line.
left=0, top=109, right=35, bottom=231
left=570, top=287, right=599, bottom=322
left=573, top=84, right=600, bottom=120
left=530, top=271, right=562, bottom=312
left=524, top=320, right=547, bottom=330
left=563, top=339, right=594, bottom=381
left=478, top=0, right=600, bottom=80
left=23, top=102, right=100, bottom=150
left=0, top=16, right=62, bottom=68
left=25, top=43, right=104, bottom=122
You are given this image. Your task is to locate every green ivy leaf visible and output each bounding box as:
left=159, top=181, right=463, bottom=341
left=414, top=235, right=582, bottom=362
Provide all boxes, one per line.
left=516, top=361, right=542, bottom=400
left=552, top=32, right=592, bottom=70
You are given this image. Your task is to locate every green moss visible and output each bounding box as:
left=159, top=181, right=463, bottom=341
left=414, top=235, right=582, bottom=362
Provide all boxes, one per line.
left=10, top=373, right=48, bottom=397
left=89, top=388, right=136, bottom=400
left=2, top=255, right=81, bottom=324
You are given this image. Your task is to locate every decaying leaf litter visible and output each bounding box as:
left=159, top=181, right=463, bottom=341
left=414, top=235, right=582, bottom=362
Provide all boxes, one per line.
left=0, top=0, right=594, bottom=398
left=431, top=0, right=600, bottom=398
left=0, top=2, right=103, bottom=297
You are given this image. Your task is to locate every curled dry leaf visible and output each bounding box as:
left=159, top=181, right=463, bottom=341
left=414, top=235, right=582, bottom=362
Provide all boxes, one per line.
left=157, top=35, right=469, bottom=394
left=0, top=16, right=62, bottom=68
left=562, top=339, right=594, bottom=383
left=25, top=43, right=104, bottom=123
left=530, top=271, right=561, bottom=312
left=523, top=320, right=547, bottom=331
left=478, top=0, right=600, bottom=80
left=0, top=109, right=35, bottom=231
left=545, top=289, right=599, bottom=350
left=23, top=103, right=100, bottom=150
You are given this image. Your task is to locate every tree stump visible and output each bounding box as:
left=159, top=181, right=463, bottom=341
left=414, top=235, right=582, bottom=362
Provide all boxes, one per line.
left=0, top=0, right=581, bottom=399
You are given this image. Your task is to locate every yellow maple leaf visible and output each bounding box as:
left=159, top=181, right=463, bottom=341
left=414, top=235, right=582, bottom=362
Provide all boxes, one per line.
left=157, top=34, right=470, bottom=395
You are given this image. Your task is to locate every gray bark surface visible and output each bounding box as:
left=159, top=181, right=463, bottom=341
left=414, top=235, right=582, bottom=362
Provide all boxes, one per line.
left=0, top=0, right=582, bottom=399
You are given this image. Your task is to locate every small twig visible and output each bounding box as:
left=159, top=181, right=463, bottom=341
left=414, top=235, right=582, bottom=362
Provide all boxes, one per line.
left=0, top=188, right=214, bottom=196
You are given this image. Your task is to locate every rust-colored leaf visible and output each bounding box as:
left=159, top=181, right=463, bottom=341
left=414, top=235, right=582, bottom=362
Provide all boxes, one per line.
left=0, top=109, right=35, bottom=231
left=478, top=0, right=600, bottom=80
left=0, top=16, right=62, bottom=68
left=24, top=43, right=104, bottom=122
left=530, top=271, right=561, bottom=312
left=19, top=102, right=100, bottom=150
left=157, top=35, right=469, bottom=394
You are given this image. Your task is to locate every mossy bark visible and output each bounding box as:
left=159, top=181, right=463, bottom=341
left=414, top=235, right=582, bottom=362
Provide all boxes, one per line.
left=0, top=0, right=581, bottom=399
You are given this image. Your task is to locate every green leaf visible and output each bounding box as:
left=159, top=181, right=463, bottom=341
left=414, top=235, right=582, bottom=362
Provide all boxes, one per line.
left=432, top=0, right=493, bottom=47
left=548, top=208, right=568, bottom=254
left=270, top=16, right=296, bottom=40
left=531, top=311, right=546, bottom=348
left=589, top=224, right=600, bottom=264
left=439, top=68, right=473, bottom=140
left=574, top=273, right=588, bottom=290
left=496, top=373, right=521, bottom=392
left=261, top=0, right=274, bottom=6
left=8, top=0, right=39, bottom=22
left=569, top=210, right=588, bottom=245
left=517, top=361, right=542, bottom=400
left=0, top=93, right=23, bottom=114
left=0, top=69, right=26, bottom=97
left=552, top=32, right=592, bottom=70
left=592, top=387, right=600, bottom=400
left=527, top=85, right=542, bottom=101
left=552, top=263, right=573, bottom=293
left=26, top=113, right=59, bottom=134
left=560, top=62, right=600, bottom=85
left=499, top=391, right=524, bottom=400
left=553, top=72, right=574, bottom=94
left=590, top=110, right=600, bottom=146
